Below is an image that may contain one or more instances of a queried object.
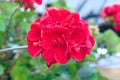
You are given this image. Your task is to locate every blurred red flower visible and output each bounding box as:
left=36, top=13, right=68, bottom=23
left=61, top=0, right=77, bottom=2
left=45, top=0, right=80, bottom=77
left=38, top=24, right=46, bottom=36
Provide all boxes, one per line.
left=101, top=4, right=120, bottom=33
left=23, top=0, right=42, bottom=10
left=100, top=6, right=114, bottom=18
left=100, top=4, right=120, bottom=18
left=23, top=0, right=42, bottom=5
left=10, top=0, right=42, bottom=10
left=27, top=7, right=95, bottom=67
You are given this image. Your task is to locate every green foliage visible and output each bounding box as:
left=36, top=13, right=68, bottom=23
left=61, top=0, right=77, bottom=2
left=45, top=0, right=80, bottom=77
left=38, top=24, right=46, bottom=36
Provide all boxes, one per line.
left=0, top=32, right=5, bottom=46
left=85, top=52, right=96, bottom=62
left=0, top=65, right=4, bottom=76
left=10, top=66, right=31, bottom=80
left=96, top=30, right=120, bottom=54
left=0, top=12, right=6, bottom=32
left=0, top=2, right=38, bottom=46
left=103, top=30, right=120, bottom=53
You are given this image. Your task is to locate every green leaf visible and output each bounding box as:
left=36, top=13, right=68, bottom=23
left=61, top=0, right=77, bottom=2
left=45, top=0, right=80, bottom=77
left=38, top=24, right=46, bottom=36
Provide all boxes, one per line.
left=10, top=66, right=31, bottom=80
left=85, top=52, right=96, bottom=61
left=33, top=74, right=46, bottom=80
left=104, top=30, right=120, bottom=53
left=92, top=41, right=98, bottom=52
left=0, top=3, right=17, bottom=15
left=68, top=64, right=77, bottom=77
left=0, top=65, right=4, bottom=76
left=96, top=30, right=120, bottom=54
left=0, top=21, right=6, bottom=32
left=0, top=32, right=5, bottom=45
left=0, top=11, right=6, bottom=32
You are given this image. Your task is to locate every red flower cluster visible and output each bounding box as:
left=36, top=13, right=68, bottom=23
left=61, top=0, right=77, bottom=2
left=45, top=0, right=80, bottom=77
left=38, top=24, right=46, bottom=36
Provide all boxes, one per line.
left=101, top=4, right=120, bottom=18
left=101, top=4, right=120, bottom=32
left=10, top=0, right=42, bottom=10
left=27, top=7, right=95, bottom=67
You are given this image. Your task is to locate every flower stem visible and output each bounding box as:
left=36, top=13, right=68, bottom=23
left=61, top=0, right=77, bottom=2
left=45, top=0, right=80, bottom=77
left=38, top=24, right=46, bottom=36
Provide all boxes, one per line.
left=4, top=5, right=20, bottom=44
left=0, top=45, right=28, bottom=53
left=36, top=57, right=42, bottom=73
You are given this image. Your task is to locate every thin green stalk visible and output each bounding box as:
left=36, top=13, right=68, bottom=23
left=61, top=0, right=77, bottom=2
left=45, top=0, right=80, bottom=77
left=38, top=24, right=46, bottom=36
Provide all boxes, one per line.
left=4, top=5, right=19, bottom=44
left=36, top=57, right=42, bottom=73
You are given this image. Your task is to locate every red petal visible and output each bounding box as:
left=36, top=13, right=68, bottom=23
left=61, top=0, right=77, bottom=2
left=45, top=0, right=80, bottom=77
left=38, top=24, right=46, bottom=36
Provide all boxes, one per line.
left=27, top=23, right=41, bottom=41
left=47, top=7, right=60, bottom=22
left=24, top=5, right=29, bottom=11
left=69, top=28, right=89, bottom=45
left=42, top=27, right=69, bottom=50
left=35, top=18, right=41, bottom=22
left=73, top=12, right=80, bottom=20
left=81, top=42, right=92, bottom=55
left=42, top=30, right=56, bottom=50
left=42, top=49, right=56, bottom=67
left=40, top=12, right=54, bottom=28
left=27, top=39, right=42, bottom=57
left=80, top=36, right=95, bottom=54
left=23, top=0, right=33, bottom=4
left=89, top=36, right=95, bottom=47
left=70, top=47, right=86, bottom=61
left=35, top=0, right=42, bottom=5
left=54, top=47, right=70, bottom=64
left=59, top=8, right=71, bottom=23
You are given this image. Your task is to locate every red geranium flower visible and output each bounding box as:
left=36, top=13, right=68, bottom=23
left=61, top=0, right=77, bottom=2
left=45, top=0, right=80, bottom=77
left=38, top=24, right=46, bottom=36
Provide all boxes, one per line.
left=23, top=0, right=42, bottom=10
left=100, top=4, right=120, bottom=18
left=10, top=0, right=42, bottom=10
left=23, top=0, right=42, bottom=5
left=101, top=4, right=120, bottom=33
left=100, top=5, right=114, bottom=18
left=27, top=7, right=95, bottom=67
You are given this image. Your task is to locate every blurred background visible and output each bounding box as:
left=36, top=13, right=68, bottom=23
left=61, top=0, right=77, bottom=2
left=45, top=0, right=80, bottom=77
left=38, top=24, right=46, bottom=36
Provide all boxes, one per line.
left=0, top=0, right=120, bottom=80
